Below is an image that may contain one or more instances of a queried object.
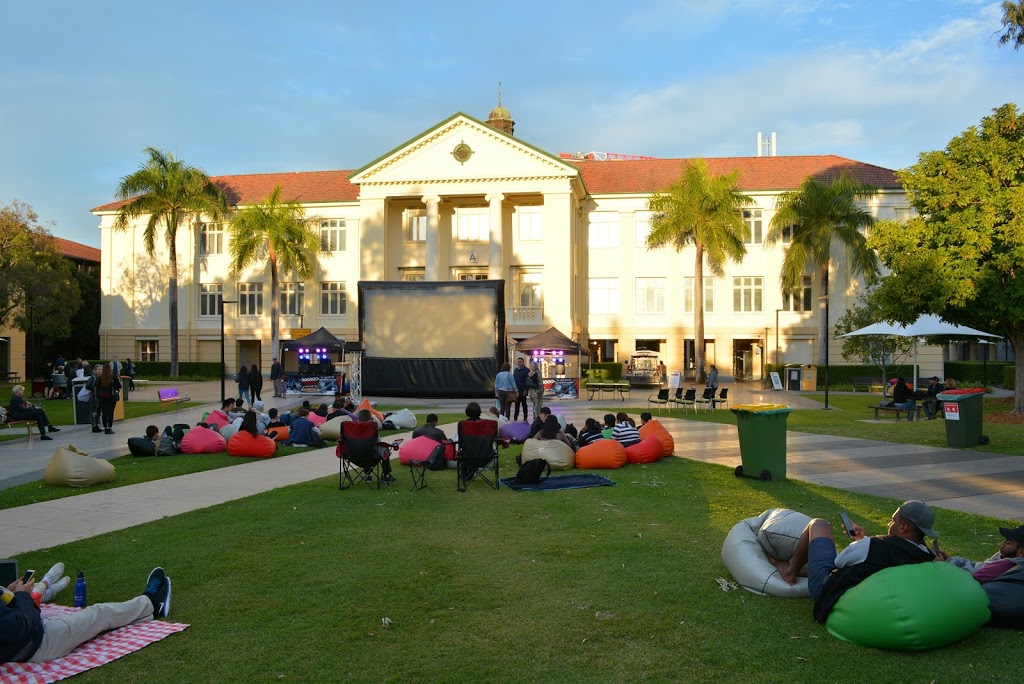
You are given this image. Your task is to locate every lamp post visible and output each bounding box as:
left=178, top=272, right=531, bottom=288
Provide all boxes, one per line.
left=775, top=308, right=783, bottom=371
left=822, top=293, right=831, bottom=410
left=219, top=296, right=237, bottom=403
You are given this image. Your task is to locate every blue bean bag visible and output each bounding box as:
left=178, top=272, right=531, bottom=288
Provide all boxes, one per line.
left=127, top=437, right=156, bottom=457
left=826, top=562, right=989, bottom=650
left=982, top=564, right=1024, bottom=628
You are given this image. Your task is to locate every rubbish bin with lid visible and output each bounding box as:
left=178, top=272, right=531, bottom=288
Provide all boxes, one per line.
left=800, top=365, right=817, bottom=391
left=731, top=404, right=793, bottom=481
left=937, top=389, right=986, bottom=448
left=71, top=377, right=93, bottom=426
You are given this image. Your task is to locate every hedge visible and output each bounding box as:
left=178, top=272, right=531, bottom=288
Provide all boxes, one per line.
left=1004, top=365, right=1016, bottom=391
left=91, top=361, right=225, bottom=378
left=944, top=361, right=1013, bottom=387
left=581, top=362, right=623, bottom=383
left=764, top=363, right=918, bottom=390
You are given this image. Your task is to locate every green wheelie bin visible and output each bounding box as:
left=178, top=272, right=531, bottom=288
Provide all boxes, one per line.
left=730, top=404, right=793, bottom=481
left=936, top=389, right=986, bottom=448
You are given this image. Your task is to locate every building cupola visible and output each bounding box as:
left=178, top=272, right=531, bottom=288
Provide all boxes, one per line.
left=486, top=82, right=515, bottom=136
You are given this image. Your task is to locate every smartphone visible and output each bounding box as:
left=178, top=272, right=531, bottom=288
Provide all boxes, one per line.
left=931, top=539, right=941, bottom=556
left=839, top=511, right=856, bottom=538
left=21, top=570, right=34, bottom=584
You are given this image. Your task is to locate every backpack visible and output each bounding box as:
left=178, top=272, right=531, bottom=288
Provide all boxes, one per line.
left=310, top=432, right=326, bottom=449
left=426, top=441, right=450, bottom=471
left=156, top=433, right=177, bottom=456
left=515, top=458, right=551, bottom=485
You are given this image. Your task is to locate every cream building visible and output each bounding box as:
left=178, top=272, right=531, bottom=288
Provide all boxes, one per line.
left=93, top=108, right=928, bottom=382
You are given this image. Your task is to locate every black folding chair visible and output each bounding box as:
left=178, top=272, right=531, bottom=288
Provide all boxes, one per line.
left=336, top=420, right=402, bottom=490
left=672, top=387, right=696, bottom=412
left=710, top=387, right=730, bottom=410
left=696, top=387, right=716, bottom=411
left=456, top=419, right=507, bottom=492
left=647, top=388, right=670, bottom=413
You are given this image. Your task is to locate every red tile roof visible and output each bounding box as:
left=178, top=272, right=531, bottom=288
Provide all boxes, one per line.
left=572, top=155, right=901, bottom=194
left=92, top=154, right=899, bottom=212
left=54, top=237, right=101, bottom=263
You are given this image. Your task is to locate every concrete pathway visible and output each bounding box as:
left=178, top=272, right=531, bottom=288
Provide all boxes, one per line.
left=1, top=380, right=1021, bottom=557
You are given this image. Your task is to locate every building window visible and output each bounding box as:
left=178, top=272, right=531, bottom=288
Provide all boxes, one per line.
left=456, top=270, right=488, bottom=281
left=683, top=277, right=715, bottom=314
left=517, top=206, right=543, bottom=241
left=634, top=211, right=654, bottom=247
left=456, top=209, right=488, bottom=242
left=518, top=271, right=542, bottom=308
left=589, top=278, right=619, bottom=314
left=238, top=282, right=263, bottom=316
left=280, top=283, right=304, bottom=316
left=320, top=219, right=346, bottom=253
left=402, top=270, right=425, bottom=282
left=199, top=223, right=223, bottom=256
left=783, top=276, right=813, bottom=312
left=635, top=277, right=665, bottom=314
left=407, top=212, right=426, bottom=242
left=733, top=276, right=763, bottom=313
left=139, top=340, right=158, bottom=362
left=742, top=209, right=763, bottom=244
left=588, top=212, right=618, bottom=248
left=199, top=283, right=223, bottom=317
left=320, top=282, right=346, bottom=315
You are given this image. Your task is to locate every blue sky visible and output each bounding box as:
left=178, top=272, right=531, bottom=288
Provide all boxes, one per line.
left=2, top=0, right=1021, bottom=247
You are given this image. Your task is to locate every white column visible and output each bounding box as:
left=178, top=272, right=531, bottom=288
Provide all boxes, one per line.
left=487, top=193, right=505, bottom=280
left=423, top=195, right=441, bottom=281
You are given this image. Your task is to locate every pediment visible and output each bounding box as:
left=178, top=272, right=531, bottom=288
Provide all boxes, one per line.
left=349, top=113, right=579, bottom=187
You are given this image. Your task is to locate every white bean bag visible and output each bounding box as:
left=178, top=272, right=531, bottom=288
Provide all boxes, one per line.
left=44, top=445, right=116, bottom=487
left=387, top=408, right=417, bottom=429
left=721, top=508, right=811, bottom=597
left=318, top=415, right=351, bottom=441
left=521, top=438, right=575, bottom=470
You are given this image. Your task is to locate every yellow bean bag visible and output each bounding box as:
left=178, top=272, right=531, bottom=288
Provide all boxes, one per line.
left=44, top=445, right=116, bottom=487
left=575, top=439, right=627, bottom=469
left=318, top=415, right=351, bottom=441
left=639, top=419, right=674, bottom=457
left=521, top=438, right=575, bottom=470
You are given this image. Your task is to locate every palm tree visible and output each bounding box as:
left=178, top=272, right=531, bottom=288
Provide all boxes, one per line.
left=766, top=172, right=879, bottom=366
left=999, top=1, right=1024, bottom=50
left=646, top=158, right=751, bottom=383
left=228, top=185, right=321, bottom=357
left=114, top=147, right=227, bottom=378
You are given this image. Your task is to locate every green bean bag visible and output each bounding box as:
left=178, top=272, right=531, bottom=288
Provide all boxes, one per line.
left=826, top=562, right=989, bottom=650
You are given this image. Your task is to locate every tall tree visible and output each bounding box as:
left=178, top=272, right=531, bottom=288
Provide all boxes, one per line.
left=114, top=147, right=227, bottom=378
left=999, top=1, right=1024, bottom=50
left=646, top=159, right=750, bottom=383
left=766, top=173, right=879, bottom=366
left=228, top=185, right=321, bottom=357
left=870, top=103, right=1024, bottom=413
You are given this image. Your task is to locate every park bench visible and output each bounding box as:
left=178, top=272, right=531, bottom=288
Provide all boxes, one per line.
left=158, top=388, right=190, bottom=414
left=851, top=376, right=884, bottom=392
left=585, top=382, right=630, bottom=401
left=0, top=408, right=35, bottom=445
left=868, top=403, right=922, bottom=421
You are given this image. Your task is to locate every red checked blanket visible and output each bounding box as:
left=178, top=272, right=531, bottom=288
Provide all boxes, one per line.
left=0, top=604, right=189, bottom=684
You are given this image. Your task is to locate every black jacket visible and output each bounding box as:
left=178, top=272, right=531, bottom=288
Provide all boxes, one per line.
left=1, top=592, right=43, bottom=663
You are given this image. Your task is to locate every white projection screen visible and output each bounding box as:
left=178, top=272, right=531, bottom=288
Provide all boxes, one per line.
left=358, top=280, right=506, bottom=397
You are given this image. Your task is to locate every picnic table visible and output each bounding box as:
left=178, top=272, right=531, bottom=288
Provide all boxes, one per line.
left=585, top=382, right=631, bottom=401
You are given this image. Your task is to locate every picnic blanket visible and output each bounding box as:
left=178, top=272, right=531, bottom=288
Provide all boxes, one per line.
left=0, top=604, right=189, bottom=684
left=500, top=473, right=617, bottom=492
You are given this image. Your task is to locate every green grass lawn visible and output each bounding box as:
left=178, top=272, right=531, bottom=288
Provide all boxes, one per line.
left=14, top=453, right=1020, bottom=683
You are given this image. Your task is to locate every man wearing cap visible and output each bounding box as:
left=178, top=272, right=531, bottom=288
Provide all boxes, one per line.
left=937, top=525, right=1024, bottom=583
left=772, top=501, right=938, bottom=623
left=920, top=376, right=945, bottom=420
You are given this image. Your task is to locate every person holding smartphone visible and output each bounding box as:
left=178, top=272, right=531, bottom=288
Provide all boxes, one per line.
left=769, top=501, right=938, bottom=623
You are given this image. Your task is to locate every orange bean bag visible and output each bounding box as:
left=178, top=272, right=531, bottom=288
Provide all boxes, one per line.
left=575, top=439, right=627, bottom=469
left=639, top=419, right=674, bottom=458
left=180, top=425, right=227, bottom=454
left=265, top=425, right=290, bottom=443
left=228, top=431, right=278, bottom=458
left=626, top=435, right=663, bottom=464
left=356, top=399, right=384, bottom=424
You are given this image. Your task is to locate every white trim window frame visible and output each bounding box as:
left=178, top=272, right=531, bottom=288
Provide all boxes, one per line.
left=199, top=283, right=223, bottom=317
left=732, top=276, right=763, bottom=313
left=320, top=281, right=347, bottom=315
left=588, top=212, right=619, bottom=248
left=589, top=277, right=619, bottom=314
left=635, top=277, right=665, bottom=314
left=238, top=282, right=264, bottom=316
left=320, top=219, right=346, bottom=253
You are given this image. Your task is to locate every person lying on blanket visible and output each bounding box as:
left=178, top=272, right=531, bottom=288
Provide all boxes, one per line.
left=1, top=563, right=171, bottom=663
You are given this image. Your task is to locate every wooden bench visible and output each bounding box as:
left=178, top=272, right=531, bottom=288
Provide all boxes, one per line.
left=585, top=382, right=631, bottom=401
left=869, top=404, right=921, bottom=421
left=158, top=388, right=190, bottom=414
left=0, top=414, right=35, bottom=444
left=851, top=376, right=884, bottom=392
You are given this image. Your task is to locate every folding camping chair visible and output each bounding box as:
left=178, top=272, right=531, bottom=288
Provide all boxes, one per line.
left=456, top=419, right=508, bottom=492
left=337, top=420, right=403, bottom=490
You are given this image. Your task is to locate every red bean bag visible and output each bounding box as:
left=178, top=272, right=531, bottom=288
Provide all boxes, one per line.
left=626, top=435, right=663, bottom=464
left=266, top=425, right=290, bottom=443
left=575, top=439, right=627, bottom=469
left=399, top=435, right=448, bottom=466
left=307, top=412, right=327, bottom=427
left=228, top=431, right=278, bottom=458
left=206, top=409, right=231, bottom=429
left=639, top=419, right=674, bottom=458
left=356, top=399, right=384, bottom=424
left=180, top=426, right=227, bottom=454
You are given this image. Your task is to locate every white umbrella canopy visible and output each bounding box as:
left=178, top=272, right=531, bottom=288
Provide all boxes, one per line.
left=840, top=314, right=1001, bottom=385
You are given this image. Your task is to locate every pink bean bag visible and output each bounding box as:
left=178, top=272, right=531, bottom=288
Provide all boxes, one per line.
left=398, top=435, right=449, bottom=466
left=179, top=425, right=227, bottom=454
left=307, top=412, right=327, bottom=427
left=500, top=421, right=532, bottom=444
left=206, top=409, right=231, bottom=429
left=626, top=435, right=663, bottom=464
left=228, top=431, right=277, bottom=458
left=575, top=439, right=627, bottom=469
left=639, top=419, right=674, bottom=457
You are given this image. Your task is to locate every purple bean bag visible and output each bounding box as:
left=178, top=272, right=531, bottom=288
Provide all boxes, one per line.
left=500, top=421, right=532, bottom=444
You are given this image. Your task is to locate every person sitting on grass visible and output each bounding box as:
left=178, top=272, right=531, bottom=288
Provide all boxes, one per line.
left=265, top=408, right=287, bottom=430
left=250, top=401, right=270, bottom=431
left=536, top=414, right=576, bottom=452
left=1, top=564, right=171, bottom=664
left=639, top=411, right=654, bottom=427
left=577, top=418, right=605, bottom=447
left=324, top=401, right=355, bottom=422
left=486, top=406, right=509, bottom=425
left=769, top=501, right=938, bottom=623
left=612, top=412, right=641, bottom=447
left=227, top=398, right=248, bottom=421
left=937, top=524, right=1024, bottom=584
left=412, top=413, right=447, bottom=443
left=602, top=413, right=616, bottom=438
left=283, top=408, right=317, bottom=447
left=6, top=385, right=59, bottom=441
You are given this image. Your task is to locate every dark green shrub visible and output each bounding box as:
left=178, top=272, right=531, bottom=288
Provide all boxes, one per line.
left=943, top=361, right=1012, bottom=386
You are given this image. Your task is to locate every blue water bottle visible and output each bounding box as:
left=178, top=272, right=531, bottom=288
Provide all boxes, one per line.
left=74, top=571, right=86, bottom=607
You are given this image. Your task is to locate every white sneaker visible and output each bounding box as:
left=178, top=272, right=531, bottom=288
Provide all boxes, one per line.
left=41, top=562, right=65, bottom=588
left=43, top=576, right=70, bottom=602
